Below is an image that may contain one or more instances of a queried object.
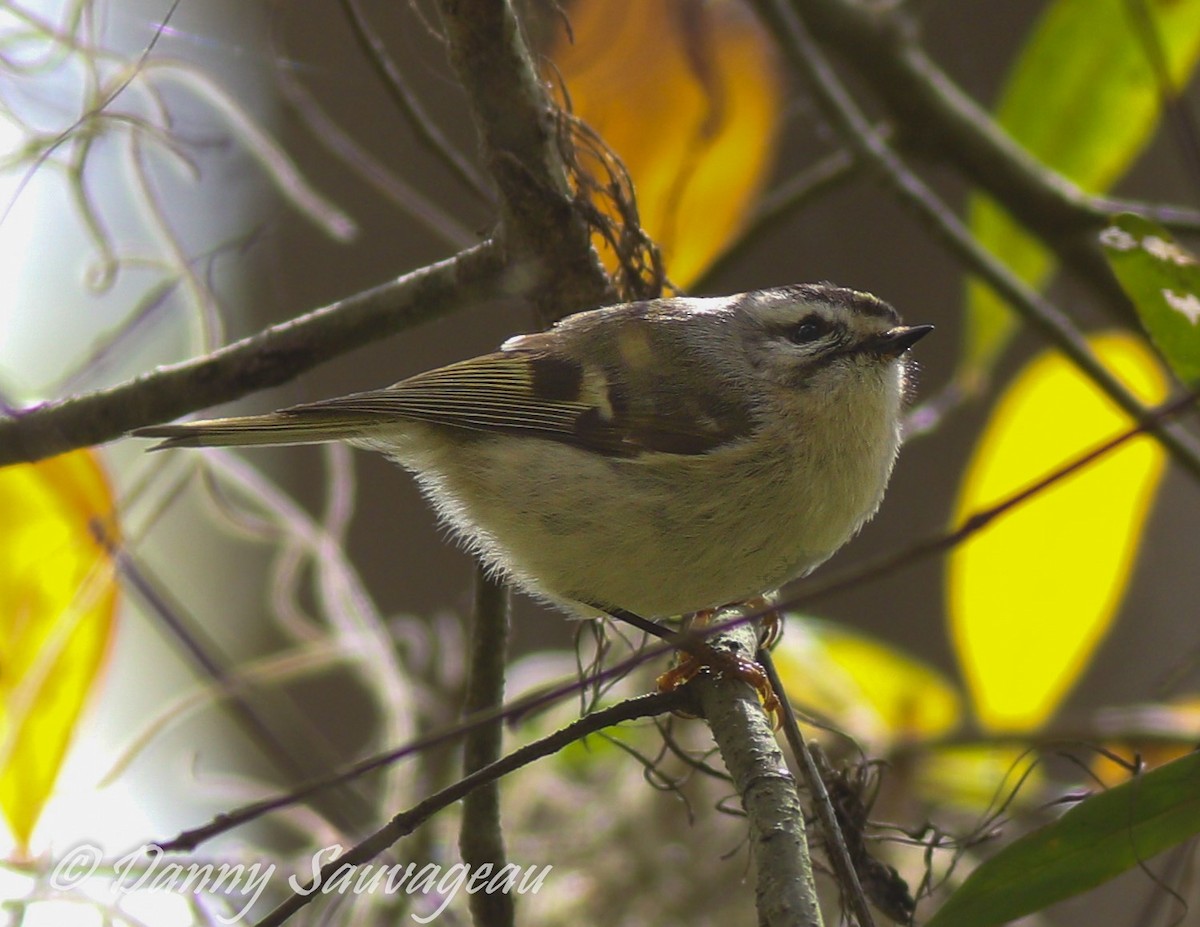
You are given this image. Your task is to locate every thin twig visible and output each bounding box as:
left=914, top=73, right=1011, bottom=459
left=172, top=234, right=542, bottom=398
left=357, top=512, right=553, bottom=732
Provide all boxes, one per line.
left=761, top=649, right=874, bottom=927
left=159, top=634, right=687, bottom=852
left=459, top=569, right=514, bottom=927
left=251, top=690, right=688, bottom=927
left=273, top=47, right=477, bottom=248
left=337, top=0, right=494, bottom=202
left=100, top=532, right=381, bottom=840
left=0, top=240, right=504, bottom=465
left=898, top=723, right=1200, bottom=758
left=0, top=0, right=186, bottom=228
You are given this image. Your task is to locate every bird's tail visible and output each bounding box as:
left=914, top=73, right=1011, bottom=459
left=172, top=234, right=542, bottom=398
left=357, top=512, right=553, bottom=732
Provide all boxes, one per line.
left=133, top=409, right=382, bottom=450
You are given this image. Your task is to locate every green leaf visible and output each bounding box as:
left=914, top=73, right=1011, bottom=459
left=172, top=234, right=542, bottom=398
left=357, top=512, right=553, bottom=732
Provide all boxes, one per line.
left=960, top=0, right=1200, bottom=386
left=925, top=752, right=1200, bottom=927
left=1101, top=213, right=1200, bottom=384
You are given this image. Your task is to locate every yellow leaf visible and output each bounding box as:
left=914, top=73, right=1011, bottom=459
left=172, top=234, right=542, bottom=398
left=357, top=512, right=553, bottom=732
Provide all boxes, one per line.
left=552, top=0, right=781, bottom=287
left=771, top=617, right=961, bottom=750
left=916, top=745, right=1042, bottom=811
left=0, top=450, right=119, bottom=850
left=948, top=335, right=1168, bottom=732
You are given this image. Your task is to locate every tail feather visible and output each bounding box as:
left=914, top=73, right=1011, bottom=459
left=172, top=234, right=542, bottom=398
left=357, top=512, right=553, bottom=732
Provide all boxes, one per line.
left=133, top=410, right=380, bottom=450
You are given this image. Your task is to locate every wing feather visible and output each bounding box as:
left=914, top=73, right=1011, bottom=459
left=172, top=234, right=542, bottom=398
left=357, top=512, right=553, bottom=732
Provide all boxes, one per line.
left=138, top=329, right=758, bottom=456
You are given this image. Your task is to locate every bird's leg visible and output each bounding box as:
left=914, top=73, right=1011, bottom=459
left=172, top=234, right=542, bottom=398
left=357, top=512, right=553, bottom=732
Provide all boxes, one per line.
left=603, top=606, right=683, bottom=645
left=745, top=595, right=785, bottom=651
left=605, top=603, right=782, bottom=724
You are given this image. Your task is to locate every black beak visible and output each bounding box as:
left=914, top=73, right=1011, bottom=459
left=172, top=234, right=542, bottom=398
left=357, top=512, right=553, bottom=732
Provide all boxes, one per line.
left=870, top=324, right=934, bottom=358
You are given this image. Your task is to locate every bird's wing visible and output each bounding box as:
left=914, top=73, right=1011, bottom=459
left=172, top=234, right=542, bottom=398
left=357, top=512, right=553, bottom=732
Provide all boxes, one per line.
left=136, top=326, right=757, bottom=456
left=288, top=345, right=756, bottom=457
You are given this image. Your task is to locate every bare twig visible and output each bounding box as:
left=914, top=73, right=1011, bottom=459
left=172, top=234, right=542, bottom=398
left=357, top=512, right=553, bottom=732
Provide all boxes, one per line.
left=159, top=646, right=685, bottom=853
left=273, top=52, right=477, bottom=248
left=788, top=0, right=1200, bottom=311
left=694, top=622, right=824, bottom=927
left=336, top=0, right=494, bottom=202
left=101, top=530, right=380, bottom=840
left=0, top=240, right=504, bottom=465
left=761, top=649, right=873, bottom=927
left=433, top=0, right=614, bottom=323
left=251, top=690, right=688, bottom=927
left=459, top=569, right=514, bottom=927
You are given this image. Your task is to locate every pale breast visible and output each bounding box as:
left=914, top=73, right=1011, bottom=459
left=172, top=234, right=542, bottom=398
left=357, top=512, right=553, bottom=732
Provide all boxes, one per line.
left=397, top=394, right=902, bottom=618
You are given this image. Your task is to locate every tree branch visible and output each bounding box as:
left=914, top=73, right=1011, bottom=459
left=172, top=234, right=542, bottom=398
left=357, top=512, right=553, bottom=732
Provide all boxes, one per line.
left=0, top=241, right=503, bottom=466
left=434, top=0, right=614, bottom=323
left=459, top=569, right=514, bottom=927
left=791, top=0, right=1200, bottom=316
left=694, top=621, right=824, bottom=927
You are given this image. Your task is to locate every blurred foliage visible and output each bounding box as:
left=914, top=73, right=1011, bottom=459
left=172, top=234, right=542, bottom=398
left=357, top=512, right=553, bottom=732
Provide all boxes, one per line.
left=772, top=617, right=961, bottom=751
left=0, top=451, right=118, bottom=851
left=550, top=0, right=782, bottom=288
left=960, top=0, right=1200, bottom=388
left=925, top=751, right=1200, bottom=927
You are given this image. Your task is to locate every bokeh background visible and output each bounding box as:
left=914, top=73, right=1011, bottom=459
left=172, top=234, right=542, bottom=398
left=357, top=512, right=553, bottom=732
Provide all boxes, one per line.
left=4, top=1, right=1200, bottom=924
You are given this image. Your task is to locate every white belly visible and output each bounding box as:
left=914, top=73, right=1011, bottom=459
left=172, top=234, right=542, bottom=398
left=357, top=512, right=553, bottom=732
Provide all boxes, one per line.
left=382, top=383, right=903, bottom=618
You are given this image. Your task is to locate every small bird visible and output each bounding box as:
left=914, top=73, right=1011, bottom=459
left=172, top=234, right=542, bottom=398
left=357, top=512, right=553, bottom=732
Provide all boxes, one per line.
left=135, top=284, right=931, bottom=624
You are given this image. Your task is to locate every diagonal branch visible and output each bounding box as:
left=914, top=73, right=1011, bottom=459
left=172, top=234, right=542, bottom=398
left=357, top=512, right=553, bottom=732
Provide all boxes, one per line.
left=0, top=241, right=503, bottom=466
left=761, top=649, right=873, bottom=927
left=791, top=0, right=1200, bottom=316
left=253, top=690, right=688, bottom=927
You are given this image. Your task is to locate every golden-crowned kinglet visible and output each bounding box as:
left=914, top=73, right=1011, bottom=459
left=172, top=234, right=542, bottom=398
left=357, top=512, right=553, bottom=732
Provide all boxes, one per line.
left=136, top=284, right=931, bottom=620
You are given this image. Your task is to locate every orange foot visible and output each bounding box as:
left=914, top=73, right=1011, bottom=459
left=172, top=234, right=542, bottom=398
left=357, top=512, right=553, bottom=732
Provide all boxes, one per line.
left=742, top=595, right=785, bottom=650
left=655, top=604, right=783, bottom=726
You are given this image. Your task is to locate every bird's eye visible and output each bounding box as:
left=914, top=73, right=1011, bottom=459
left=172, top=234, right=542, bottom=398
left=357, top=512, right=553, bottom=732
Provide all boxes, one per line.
left=787, top=316, right=833, bottom=344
